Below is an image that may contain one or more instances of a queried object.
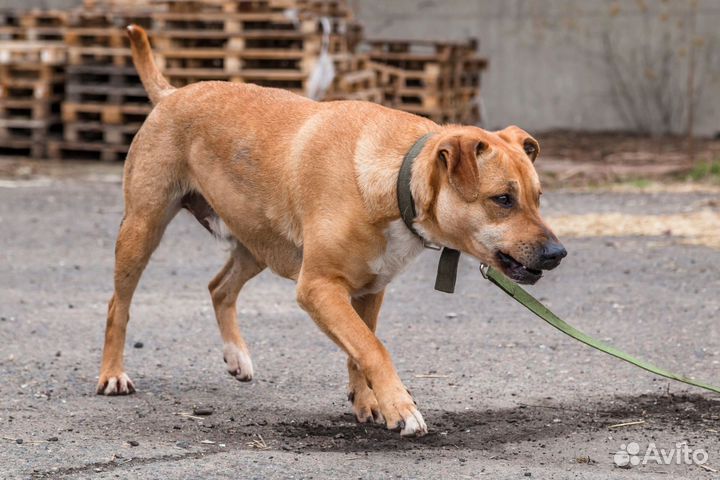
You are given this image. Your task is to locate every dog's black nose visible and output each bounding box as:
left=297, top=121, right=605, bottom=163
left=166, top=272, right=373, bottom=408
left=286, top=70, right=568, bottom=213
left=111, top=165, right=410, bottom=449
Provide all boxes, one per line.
left=538, top=241, right=567, bottom=270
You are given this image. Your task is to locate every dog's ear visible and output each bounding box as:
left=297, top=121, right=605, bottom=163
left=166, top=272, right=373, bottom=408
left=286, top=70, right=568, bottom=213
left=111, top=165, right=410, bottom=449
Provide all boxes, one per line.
left=437, top=136, right=484, bottom=202
left=497, top=125, right=540, bottom=162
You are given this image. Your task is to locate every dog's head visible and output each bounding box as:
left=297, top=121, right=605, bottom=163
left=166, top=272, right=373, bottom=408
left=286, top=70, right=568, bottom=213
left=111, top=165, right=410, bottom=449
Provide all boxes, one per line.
left=415, top=125, right=566, bottom=284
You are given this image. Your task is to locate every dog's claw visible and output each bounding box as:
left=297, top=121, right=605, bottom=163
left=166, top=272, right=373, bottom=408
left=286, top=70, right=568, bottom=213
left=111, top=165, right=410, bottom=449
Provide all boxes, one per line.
left=223, top=343, right=253, bottom=382
left=372, top=409, right=385, bottom=425
left=97, top=373, right=135, bottom=396
left=228, top=368, right=252, bottom=382
left=400, top=409, right=427, bottom=437
left=378, top=387, right=427, bottom=437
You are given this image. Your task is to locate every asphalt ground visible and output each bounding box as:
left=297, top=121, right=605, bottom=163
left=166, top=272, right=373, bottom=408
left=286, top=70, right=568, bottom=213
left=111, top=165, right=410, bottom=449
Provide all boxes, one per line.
left=1, top=172, right=719, bottom=479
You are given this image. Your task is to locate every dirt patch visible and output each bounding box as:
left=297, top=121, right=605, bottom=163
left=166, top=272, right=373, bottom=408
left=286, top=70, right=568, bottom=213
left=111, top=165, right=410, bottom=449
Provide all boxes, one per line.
left=238, top=393, right=719, bottom=454
left=536, top=131, right=720, bottom=186
left=549, top=209, right=720, bottom=249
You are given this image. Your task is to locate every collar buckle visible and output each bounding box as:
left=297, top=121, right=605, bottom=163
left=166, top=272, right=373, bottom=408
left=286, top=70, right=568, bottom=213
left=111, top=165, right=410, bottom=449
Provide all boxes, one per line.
left=479, top=263, right=490, bottom=279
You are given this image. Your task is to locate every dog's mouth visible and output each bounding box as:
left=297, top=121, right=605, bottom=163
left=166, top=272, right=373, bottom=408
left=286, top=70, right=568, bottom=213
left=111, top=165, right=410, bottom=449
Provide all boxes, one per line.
left=496, top=251, right=542, bottom=285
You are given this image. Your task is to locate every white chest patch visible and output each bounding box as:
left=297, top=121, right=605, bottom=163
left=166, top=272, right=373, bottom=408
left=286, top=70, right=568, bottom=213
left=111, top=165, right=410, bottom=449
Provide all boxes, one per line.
left=361, top=220, right=424, bottom=295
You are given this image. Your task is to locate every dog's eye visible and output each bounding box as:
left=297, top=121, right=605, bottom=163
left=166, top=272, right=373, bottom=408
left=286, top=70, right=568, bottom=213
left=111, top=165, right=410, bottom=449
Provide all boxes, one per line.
left=493, top=194, right=514, bottom=208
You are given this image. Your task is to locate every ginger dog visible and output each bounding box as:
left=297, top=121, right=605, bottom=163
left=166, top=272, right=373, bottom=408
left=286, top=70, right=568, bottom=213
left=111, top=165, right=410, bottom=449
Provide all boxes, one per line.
left=97, top=25, right=566, bottom=437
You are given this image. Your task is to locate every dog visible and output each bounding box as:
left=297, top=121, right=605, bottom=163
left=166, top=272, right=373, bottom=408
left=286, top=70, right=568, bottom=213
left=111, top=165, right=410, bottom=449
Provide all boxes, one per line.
left=97, top=25, right=566, bottom=438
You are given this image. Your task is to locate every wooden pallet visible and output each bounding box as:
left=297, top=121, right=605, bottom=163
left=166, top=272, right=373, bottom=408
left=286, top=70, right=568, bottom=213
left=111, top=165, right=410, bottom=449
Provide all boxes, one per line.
left=0, top=26, right=66, bottom=42
left=296, top=0, right=353, bottom=18
left=0, top=38, right=65, bottom=158
left=65, top=27, right=135, bottom=67
left=61, top=102, right=151, bottom=124
left=19, top=10, right=68, bottom=29
left=47, top=139, right=129, bottom=161
left=0, top=41, right=66, bottom=65
left=152, top=11, right=314, bottom=34
left=368, top=39, right=477, bottom=84
left=65, top=84, right=147, bottom=104
left=65, top=64, right=142, bottom=88
left=0, top=97, right=61, bottom=121
left=83, top=0, right=156, bottom=9
left=153, top=0, right=296, bottom=14
left=65, top=28, right=129, bottom=48
left=66, top=46, right=134, bottom=67
left=0, top=63, right=64, bottom=84
left=325, top=53, right=381, bottom=102
left=0, top=78, right=64, bottom=101
left=0, top=118, right=61, bottom=158
left=63, top=121, right=142, bottom=145
left=151, top=27, right=327, bottom=52
left=67, top=9, right=154, bottom=29
left=367, top=38, right=486, bottom=124
left=0, top=9, right=67, bottom=42
left=150, top=0, right=359, bottom=93
left=156, top=47, right=315, bottom=74
left=0, top=117, right=60, bottom=140
left=1, top=64, right=64, bottom=99
left=0, top=138, right=46, bottom=158
left=0, top=10, right=21, bottom=27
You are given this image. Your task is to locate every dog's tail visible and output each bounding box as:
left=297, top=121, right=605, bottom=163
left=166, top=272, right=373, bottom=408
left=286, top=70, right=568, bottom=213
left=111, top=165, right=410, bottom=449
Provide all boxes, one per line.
left=126, top=24, right=174, bottom=105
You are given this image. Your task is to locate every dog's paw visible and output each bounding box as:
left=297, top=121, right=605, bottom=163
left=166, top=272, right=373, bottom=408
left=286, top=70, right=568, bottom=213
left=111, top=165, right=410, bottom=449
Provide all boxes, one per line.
left=348, top=388, right=384, bottom=424
left=223, top=343, right=253, bottom=382
left=96, top=372, right=135, bottom=395
left=378, top=388, right=427, bottom=437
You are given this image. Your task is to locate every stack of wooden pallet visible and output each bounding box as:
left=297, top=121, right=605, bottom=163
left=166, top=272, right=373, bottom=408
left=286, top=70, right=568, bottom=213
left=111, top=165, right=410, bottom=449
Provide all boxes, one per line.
left=0, top=9, right=67, bottom=42
left=367, top=39, right=486, bottom=124
left=0, top=42, right=65, bottom=158
left=324, top=53, right=381, bottom=102
left=150, top=0, right=363, bottom=96
left=0, top=1, right=488, bottom=161
left=49, top=2, right=156, bottom=161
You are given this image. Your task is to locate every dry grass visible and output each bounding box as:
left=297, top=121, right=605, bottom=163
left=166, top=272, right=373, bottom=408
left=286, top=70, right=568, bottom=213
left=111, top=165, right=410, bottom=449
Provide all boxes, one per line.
left=549, top=210, right=720, bottom=249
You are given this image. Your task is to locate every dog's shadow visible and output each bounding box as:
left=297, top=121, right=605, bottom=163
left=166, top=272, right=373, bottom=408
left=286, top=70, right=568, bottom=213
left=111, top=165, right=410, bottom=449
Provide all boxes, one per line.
left=272, top=393, right=718, bottom=452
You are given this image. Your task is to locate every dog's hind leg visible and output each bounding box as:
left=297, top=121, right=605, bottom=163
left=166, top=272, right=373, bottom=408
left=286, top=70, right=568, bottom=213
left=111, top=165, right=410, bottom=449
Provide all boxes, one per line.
left=347, top=291, right=385, bottom=424
left=97, top=143, right=182, bottom=395
left=209, top=243, right=265, bottom=381
left=97, top=205, right=178, bottom=395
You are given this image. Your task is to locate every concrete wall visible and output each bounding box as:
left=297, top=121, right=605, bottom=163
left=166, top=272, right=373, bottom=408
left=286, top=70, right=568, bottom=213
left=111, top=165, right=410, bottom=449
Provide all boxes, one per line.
left=8, top=0, right=720, bottom=136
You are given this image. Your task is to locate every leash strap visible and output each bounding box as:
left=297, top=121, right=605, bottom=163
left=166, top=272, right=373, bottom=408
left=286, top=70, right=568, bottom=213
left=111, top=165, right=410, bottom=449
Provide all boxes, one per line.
left=481, top=264, right=720, bottom=394
left=397, top=132, right=460, bottom=294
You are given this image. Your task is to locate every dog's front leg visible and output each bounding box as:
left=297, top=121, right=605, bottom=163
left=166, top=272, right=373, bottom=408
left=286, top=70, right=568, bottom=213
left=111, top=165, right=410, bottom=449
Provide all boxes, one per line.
left=297, top=276, right=426, bottom=437
left=347, top=292, right=384, bottom=424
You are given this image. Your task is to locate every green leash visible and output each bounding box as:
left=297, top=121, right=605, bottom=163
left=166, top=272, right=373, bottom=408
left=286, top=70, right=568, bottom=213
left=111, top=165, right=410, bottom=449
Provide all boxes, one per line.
left=480, top=264, right=720, bottom=394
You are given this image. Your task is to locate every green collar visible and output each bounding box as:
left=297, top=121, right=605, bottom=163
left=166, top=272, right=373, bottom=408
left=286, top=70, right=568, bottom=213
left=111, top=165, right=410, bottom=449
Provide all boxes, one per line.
left=396, top=133, right=461, bottom=294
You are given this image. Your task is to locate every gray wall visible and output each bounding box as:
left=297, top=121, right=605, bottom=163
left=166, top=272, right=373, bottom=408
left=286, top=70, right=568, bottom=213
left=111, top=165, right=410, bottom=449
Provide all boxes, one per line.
left=8, top=0, right=720, bottom=136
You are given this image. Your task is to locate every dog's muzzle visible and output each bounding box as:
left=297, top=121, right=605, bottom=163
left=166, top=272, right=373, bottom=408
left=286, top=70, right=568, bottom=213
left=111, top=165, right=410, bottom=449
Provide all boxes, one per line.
left=496, top=240, right=567, bottom=285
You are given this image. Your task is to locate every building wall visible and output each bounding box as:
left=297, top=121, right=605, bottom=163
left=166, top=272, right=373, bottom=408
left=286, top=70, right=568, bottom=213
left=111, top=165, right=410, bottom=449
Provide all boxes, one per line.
left=8, top=0, right=720, bottom=136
